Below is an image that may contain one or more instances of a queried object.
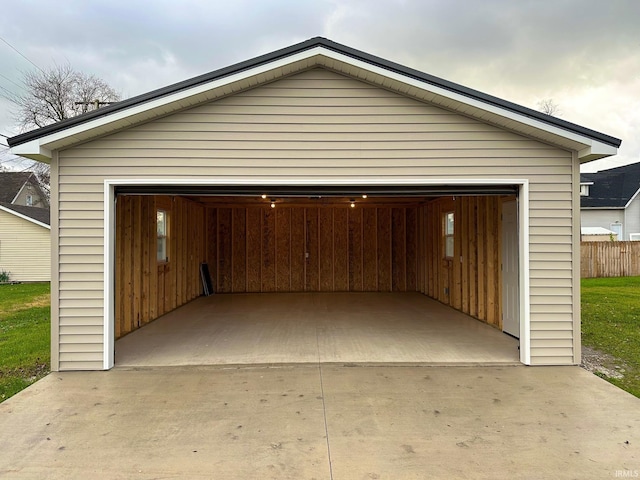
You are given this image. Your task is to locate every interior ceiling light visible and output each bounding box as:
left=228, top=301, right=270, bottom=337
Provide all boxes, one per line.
left=261, top=194, right=267, bottom=199
left=270, top=198, right=276, bottom=208
left=362, top=194, right=367, bottom=199
left=350, top=199, right=356, bottom=208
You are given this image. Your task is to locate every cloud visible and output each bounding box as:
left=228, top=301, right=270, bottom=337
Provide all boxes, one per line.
left=321, top=0, right=640, bottom=168
left=0, top=0, right=637, bottom=170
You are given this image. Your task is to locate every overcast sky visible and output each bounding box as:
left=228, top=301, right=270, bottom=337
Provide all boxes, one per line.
left=1, top=0, right=638, bottom=172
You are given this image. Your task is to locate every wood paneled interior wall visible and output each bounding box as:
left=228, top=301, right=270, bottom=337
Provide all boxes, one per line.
left=206, top=205, right=419, bottom=293
left=115, top=195, right=205, bottom=339
left=418, top=196, right=508, bottom=328
left=114, top=194, right=508, bottom=341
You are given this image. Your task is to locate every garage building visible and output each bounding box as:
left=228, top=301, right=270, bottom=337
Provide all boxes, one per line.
left=8, top=37, right=621, bottom=370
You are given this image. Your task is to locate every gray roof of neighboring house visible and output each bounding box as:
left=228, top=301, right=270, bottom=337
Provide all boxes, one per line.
left=0, top=172, right=33, bottom=203
left=0, top=202, right=50, bottom=226
left=7, top=37, right=622, bottom=150
left=581, top=162, right=640, bottom=208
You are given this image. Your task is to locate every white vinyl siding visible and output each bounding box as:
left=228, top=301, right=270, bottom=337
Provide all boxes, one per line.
left=624, top=196, right=640, bottom=240
left=581, top=209, right=624, bottom=238
left=55, top=68, right=576, bottom=369
left=0, top=211, right=50, bottom=281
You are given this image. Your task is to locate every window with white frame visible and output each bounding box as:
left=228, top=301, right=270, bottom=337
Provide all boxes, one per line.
left=26, top=195, right=33, bottom=206
left=580, top=184, right=590, bottom=196
left=444, top=211, right=454, bottom=258
left=157, top=209, right=168, bottom=262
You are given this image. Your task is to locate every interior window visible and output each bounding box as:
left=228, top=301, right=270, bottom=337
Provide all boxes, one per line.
left=444, top=211, right=454, bottom=258
left=157, top=209, right=168, bottom=262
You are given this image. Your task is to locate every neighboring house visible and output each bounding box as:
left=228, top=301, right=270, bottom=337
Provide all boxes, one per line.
left=0, top=171, right=49, bottom=208
left=0, top=202, right=50, bottom=281
left=581, top=163, right=640, bottom=240
left=8, top=37, right=620, bottom=371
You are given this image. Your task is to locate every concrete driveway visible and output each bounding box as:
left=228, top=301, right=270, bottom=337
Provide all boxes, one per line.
left=1, top=365, right=638, bottom=479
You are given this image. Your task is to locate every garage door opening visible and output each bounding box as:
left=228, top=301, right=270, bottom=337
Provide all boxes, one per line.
left=111, top=185, right=522, bottom=367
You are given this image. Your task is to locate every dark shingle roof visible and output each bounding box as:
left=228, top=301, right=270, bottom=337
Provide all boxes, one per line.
left=581, top=163, right=640, bottom=208
left=0, top=202, right=50, bottom=226
left=0, top=172, right=33, bottom=203
left=8, top=37, right=622, bottom=150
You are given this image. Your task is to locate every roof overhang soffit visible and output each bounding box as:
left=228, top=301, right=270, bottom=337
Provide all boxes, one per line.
left=10, top=45, right=618, bottom=162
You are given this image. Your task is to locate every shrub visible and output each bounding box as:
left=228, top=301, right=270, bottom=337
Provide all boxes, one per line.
left=0, top=270, right=10, bottom=283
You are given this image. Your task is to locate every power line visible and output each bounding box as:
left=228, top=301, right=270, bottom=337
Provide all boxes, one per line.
left=0, top=81, right=19, bottom=100
left=0, top=72, right=23, bottom=91
left=0, top=87, right=18, bottom=105
left=0, top=82, right=21, bottom=103
left=0, top=35, right=43, bottom=72
left=0, top=95, right=17, bottom=106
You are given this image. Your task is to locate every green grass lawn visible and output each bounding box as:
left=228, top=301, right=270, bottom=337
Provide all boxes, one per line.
left=0, top=278, right=637, bottom=401
left=0, top=283, right=50, bottom=402
left=581, top=276, right=640, bottom=397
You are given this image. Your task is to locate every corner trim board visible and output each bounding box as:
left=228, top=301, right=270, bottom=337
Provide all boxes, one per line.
left=103, top=181, right=116, bottom=369
left=518, top=182, right=531, bottom=364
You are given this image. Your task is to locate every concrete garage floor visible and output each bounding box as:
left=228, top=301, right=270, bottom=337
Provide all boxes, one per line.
left=1, top=365, right=639, bottom=479
left=116, top=292, right=520, bottom=367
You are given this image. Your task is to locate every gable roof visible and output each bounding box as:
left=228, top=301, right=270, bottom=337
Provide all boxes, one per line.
left=8, top=37, right=620, bottom=163
left=0, top=202, right=50, bottom=228
left=581, top=162, right=640, bottom=208
left=0, top=172, right=33, bottom=203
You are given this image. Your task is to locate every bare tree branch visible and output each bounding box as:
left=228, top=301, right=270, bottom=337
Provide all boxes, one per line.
left=28, top=161, right=50, bottom=200
left=8, top=63, right=120, bottom=193
left=537, top=98, right=561, bottom=116
left=14, top=63, right=120, bottom=131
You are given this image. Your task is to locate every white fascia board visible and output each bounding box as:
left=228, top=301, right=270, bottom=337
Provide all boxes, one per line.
left=13, top=46, right=617, bottom=159
left=578, top=143, right=619, bottom=162
left=11, top=180, right=27, bottom=204
left=10, top=140, right=52, bottom=162
left=624, top=187, right=640, bottom=209
left=0, top=204, right=50, bottom=229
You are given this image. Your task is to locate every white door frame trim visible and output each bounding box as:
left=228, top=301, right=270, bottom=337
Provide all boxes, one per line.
left=103, top=177, right=531, bottom=369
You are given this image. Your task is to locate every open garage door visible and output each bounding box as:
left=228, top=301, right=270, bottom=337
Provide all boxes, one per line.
left=110, top=183, right=524, bottom=366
